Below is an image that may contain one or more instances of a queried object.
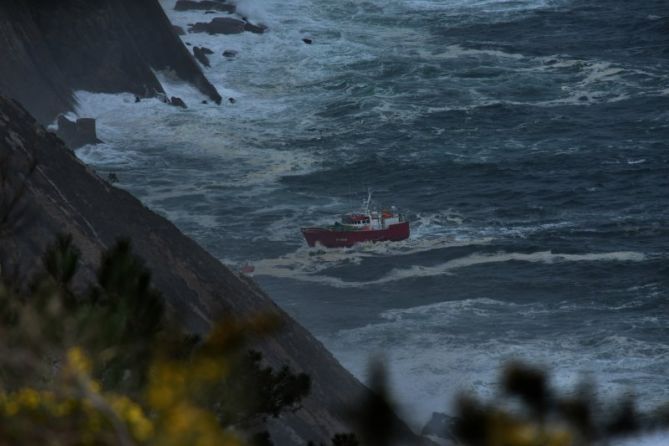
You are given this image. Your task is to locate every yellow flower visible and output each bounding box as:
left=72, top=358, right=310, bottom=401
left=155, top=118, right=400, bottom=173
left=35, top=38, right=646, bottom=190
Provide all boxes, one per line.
left=109, top=395, right=154, bottom=441
left=16, top=388, right=40, bottom=409
left=67, top=346, right=92, bottom=374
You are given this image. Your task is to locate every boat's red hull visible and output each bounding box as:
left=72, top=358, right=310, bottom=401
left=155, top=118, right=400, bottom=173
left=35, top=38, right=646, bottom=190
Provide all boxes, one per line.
left=301, top=222, right=410, bottom=248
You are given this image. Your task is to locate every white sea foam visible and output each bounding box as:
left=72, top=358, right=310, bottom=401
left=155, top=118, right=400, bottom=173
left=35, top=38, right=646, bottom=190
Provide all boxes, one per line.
left=75, top=143, right=141, bottom=167
left=72, top=86, right=321, bottom=192
left=254, top=247, right=646, bottom=288
left=252, top=236, right=492, bottom=279
left=362, top=250, right=646, bottom=286
left=401, top=0, right=567, bottom=14
left=434, top=44, right=527, bottom=61
left=325, top=292, right=669, bottom=426
left=421, top=47, right=669, bottom=111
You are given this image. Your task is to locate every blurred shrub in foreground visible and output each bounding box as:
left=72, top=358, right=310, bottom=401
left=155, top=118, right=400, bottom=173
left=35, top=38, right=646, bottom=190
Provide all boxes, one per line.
left=337, top=360, right=666, bottom=446
left=0, top=234, right=665, bottom=446
left=0, top=235, right=310, bottom=445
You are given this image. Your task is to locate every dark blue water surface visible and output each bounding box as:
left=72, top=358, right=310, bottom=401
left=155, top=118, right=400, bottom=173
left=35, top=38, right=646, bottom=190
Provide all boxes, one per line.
left=78, top=0, right=669, bottom=424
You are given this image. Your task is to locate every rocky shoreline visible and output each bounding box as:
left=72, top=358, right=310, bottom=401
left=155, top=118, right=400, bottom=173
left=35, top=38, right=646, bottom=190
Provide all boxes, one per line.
left=0, top=0, right=221, bottom=125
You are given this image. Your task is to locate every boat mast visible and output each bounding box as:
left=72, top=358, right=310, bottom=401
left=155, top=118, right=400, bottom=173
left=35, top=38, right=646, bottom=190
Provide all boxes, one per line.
left=363, top=188, right=372, bottom=213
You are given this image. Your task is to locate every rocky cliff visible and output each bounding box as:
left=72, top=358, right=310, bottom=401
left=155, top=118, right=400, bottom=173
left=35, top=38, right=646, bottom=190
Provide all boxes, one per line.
left=0, top=96, right=423, bottom=444
left=0, top=0, right=222, bottom=124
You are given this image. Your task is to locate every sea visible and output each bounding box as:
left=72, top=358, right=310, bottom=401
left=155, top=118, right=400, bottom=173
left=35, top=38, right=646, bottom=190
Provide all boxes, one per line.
left=72, top=0, right=669, bottom=429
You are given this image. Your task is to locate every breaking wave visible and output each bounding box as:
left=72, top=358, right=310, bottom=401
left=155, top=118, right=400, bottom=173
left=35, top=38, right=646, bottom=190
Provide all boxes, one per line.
left=254, top=249, right=646, bottom=287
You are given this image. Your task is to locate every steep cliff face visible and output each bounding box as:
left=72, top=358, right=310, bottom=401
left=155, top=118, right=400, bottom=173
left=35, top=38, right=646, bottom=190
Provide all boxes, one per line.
left=0, top=95, right=349, bottom=443
left=0, top=0, right=221, bottom=124
left=0, top=97, right=422, bottom=444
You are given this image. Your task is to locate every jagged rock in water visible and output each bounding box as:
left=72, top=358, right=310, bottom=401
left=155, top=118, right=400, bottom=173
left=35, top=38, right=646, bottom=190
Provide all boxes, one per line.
left=223, top=49, right=238, bottom=58
left=189, top=17, right=245, bottom=34
left=172, top=25, right=186, bottom=35
left=302, top=37, right=313, bottom=44
left=56, top=116, right=102, bottom=149
left=56, top=115, right=77, bottom=144
left=0, top=0, right=221, bottom=123
left=174, top=0, right=236, bottom=13
left=169, top=97, right=188, bottom=109
left=75, top=118, right=100, bottom=146
left=193, top=46, right=211, bottom=67
left=244, top=21, right=268, bottom=34
left=189, top=17, right=266, bottom=35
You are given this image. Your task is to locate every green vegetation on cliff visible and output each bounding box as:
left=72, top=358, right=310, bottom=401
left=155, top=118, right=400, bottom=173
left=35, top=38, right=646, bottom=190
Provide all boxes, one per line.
left=0, top=235, right=310, bottom=445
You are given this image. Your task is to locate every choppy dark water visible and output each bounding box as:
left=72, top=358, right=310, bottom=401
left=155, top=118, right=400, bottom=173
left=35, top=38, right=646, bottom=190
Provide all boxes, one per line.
left=76, top=0, right=669, bottom=424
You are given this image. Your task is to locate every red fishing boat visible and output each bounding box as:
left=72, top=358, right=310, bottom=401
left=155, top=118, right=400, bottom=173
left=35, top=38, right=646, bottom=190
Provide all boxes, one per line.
left=301, top=192, right=410, bottom=248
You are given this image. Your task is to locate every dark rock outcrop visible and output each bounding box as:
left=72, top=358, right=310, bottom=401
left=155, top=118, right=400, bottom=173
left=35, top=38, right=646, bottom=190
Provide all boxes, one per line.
left=189, top=16, right=246, bottom=34
left=303, top=38, right=313, bottom=44
left=169, top=96, right=188, bottom=109
left=189, top=17, right=267, bottom=35
left=0, top=97, right=424, bottom=444
left=193, top=46, right=213, bottom=67
left=56, top=116, right=102, bottom=149
left=244, top=21, right=268, bottom=34
left=0, top=0, right=222, bottom=124
left=73, top=118, right=100, bottom=146
left=173, top=25, right=186, bottom=35
left=175, top=0, right=236, bottom=13
left=223, top=49, right=239, bottom=58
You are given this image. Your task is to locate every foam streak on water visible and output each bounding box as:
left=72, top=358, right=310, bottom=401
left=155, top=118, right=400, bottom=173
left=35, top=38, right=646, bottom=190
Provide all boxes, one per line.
left=71, top=0, right=669, bottom=428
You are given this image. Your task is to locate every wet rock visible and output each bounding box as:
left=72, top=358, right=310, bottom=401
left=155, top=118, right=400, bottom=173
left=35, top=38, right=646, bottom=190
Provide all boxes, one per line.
left=107, top=172, right=119, bottom=183
left=193, top=46, right=211, bottom=67
left=172, top=25, right=186, bottom=35
left=228, top=97, right=236, bottom=104
left=134, top=95, right=141, bottom=103
left=0, top=0, right=222, bottom=123
left=243, top=22, right=267, bottom=34
left=170, top=96, right=188, bottom=108
left=302, top=38, right=313, bottom=44
left=56, top=116, right=102, bottom=149
left=174, top=0, right=235, bottom=13
left=75, top=118, right=99, bottom=144
left=189, top=17, right=245, bottom=34
left=222, top=49, right=238, bottom=58
left=189, top=17, right=266, bottom=35
left=56, top=115, right=77, bottom=143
